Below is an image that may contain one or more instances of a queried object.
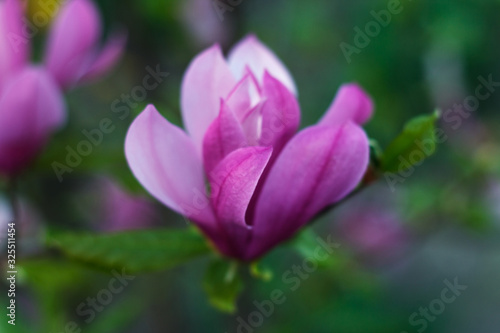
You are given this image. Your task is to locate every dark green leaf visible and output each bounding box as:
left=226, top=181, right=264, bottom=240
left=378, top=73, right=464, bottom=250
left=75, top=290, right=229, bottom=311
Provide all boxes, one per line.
left=47, top=228, right=212, bottom=273
left=203, top=258, right=243, bottom=313
left=381, top=111, right=440, bottom=173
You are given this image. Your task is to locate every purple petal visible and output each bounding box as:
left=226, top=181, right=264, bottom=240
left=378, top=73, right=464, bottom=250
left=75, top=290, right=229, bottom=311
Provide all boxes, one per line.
left=259, top=72, right=300, bottom=154
left=44, top=0, right=101, bottom=89
left=248, top=122, right=369, bottom=258
left=319, top=83, right=374, bottom=126
left=228, top=34, right=297, bottom=95
left=0, top=0, right=29, bottom=89
left=202, top=100, right=248, bottom=174
left=181, top=44, right=237, bottom=154
left=208, top=146, right=272, bottom=257
left=125, top=105, right=215, bottom=226
left=80, top=31, right=127, bottom=82
left=0, top=67, right=66, bottom=175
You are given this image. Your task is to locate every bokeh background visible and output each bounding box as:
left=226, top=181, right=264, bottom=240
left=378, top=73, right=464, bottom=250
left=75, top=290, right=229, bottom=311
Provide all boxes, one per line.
left=2, top=0, right=500, bottom=332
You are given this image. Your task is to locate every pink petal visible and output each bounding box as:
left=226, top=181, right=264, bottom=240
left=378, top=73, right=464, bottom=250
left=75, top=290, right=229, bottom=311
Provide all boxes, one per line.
left=259, top=72, right=300, bottom=154
left=0, top=0, right=29, bottom=89
left=228, top=34, right=297, bottom=95
left=202, top=100, right=248, bottom=174
left=209, top=146, right=272, bottom=257
left=0, top=67, right=66, bottom=175
left=209, top=146, right=272, bottom=227
left=124, top=105, right=215, bottom=226
left=80, top=31, right=127, bottom=82
left=180, top=44, right=237, bottom=154
left=241, top=101, right=264, bottom=146
left=89, top=176, right=159, bottom=232
left=248, top=122, right=369, bottom=259
left=44, top=0, right=101, bottom=89
left=226, top=70, right=261, bottom=122
left=319, top=83, right=374, bottom=126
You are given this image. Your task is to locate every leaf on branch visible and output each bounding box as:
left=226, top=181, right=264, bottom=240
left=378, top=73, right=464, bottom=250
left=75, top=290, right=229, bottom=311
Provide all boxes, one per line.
left=47, top=227, right=212, bottom=273
left=381, top=111, right=440, bottom=173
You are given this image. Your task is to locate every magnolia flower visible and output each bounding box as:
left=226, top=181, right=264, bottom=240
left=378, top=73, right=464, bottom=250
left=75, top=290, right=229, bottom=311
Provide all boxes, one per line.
left=0, top=0, right=29, bottom=90
left=486, top=179, right=500, bottom=224
left=181, top=0, right=230, bottom=47
left=44, top=0, right=126, bottom=89
left=0, top=1, right=65, bottom=176
left=335, top=208, right=409, bottom=262
left=125, top=35, right=373, bottom=261
left=77, top=176, right=160, bottom=232
left=0, top=67, right=65, bottom=176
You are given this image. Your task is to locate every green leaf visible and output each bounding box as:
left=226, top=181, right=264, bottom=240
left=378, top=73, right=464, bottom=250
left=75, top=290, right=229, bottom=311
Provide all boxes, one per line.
left=291, top=229, right=340, bottom=268
left=369, top=139, right=383, bottom=168
left=249, top=261, right=273, bottom=281
left=203, top=258, right=243, bottom=313
left=293, top=228, right=322, bottom=258
left=47, top=228, right=212, bottom=273
left=381, top=111, right=440, bottom=173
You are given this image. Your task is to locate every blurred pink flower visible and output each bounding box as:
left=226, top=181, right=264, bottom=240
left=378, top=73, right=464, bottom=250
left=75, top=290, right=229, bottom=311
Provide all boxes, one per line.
left=44, top=0, right=126, bottom=89
left=79, top=176, right=160, bottom=232
left=335, top=208, right=409, bottom=262
left=181, top=0, right=230, bottom=47
left=486, top=179, right=500, bottom=223
left=125, top=35, right=373, bottom=261
left=0, top=0, right=29, bottom=90
left=0, top=67, right=65, bottom=176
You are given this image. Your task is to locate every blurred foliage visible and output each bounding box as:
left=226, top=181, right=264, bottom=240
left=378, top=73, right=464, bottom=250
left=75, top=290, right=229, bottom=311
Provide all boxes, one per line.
left=2, top=0, right=500, bottom=332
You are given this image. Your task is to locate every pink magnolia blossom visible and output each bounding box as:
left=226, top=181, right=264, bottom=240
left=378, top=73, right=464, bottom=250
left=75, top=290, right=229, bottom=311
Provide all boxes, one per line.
left=0, top=0, right=29, bottom=90
left=125, top=35, right=373, bottom=261
left=0, top=67, right=65, bottom=176
left=335, top=208, right=409, bottom=262
left=181, top=0, right=230, bottom=47
left=0, top=1, right=65, bottom=176
left=486, top=179, right=500, bottom=224
left=44, top=0, right=126, bottom=89
left=77, top=176, right=160, bottom=232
